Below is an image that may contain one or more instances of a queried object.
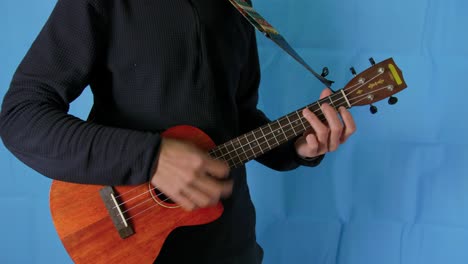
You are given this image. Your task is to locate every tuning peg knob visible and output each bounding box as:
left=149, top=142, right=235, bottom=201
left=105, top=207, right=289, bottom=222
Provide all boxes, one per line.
left=370, top=104, right=378, bottom=114
left=369, top=57, right=376, bottom=65
left=350, top=67, right=357, bottom=76
left=388, top=96, right=398, bottom=105
left=321, top=67, right=330, bottom=77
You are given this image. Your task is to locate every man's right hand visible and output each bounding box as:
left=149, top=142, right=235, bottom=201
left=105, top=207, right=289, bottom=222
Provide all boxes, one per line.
left=150, top=138, right=232, bottom=211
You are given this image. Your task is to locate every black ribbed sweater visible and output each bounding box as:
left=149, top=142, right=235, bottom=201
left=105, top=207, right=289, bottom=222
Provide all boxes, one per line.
left=0, top=0, right=322, bottom=262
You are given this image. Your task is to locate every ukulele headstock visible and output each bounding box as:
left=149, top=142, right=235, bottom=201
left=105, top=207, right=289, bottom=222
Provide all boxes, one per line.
left=343, top=58, right=407, bottom=111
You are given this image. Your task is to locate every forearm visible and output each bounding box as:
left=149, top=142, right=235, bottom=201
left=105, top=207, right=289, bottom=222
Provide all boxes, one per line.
left=0, top=0, right=161, bottom=186
left=0, top=85, right=161, bottom=185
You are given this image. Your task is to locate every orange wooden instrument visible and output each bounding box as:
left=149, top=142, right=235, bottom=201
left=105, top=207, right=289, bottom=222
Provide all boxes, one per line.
left=50, top=58, right=407, bottom=263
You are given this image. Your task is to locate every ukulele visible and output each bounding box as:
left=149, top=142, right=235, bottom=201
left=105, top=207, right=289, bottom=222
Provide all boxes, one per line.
left=50, top=58, right=407, bottom=263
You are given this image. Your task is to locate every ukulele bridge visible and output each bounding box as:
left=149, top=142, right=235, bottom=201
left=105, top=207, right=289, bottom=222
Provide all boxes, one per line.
left=99, top=186, right=135, bottom=239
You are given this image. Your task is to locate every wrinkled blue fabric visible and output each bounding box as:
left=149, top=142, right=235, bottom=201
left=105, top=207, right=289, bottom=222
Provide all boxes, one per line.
left=1, top=0, right=467, bottom=263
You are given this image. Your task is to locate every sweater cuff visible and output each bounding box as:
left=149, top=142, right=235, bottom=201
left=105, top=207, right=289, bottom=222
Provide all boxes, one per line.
left=290, top=136, right=325, bottom=167
left=294, top=153, right=325, bottom=167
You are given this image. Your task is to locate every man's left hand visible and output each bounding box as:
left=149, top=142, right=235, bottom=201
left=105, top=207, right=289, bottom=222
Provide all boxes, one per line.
left=294, top=88, right=356, bottom=159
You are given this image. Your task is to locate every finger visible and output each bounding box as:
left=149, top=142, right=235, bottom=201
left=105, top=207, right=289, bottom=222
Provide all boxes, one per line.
left=170, top=190, right=198, bottom=211
left=302, top=108, right=329, bottom=149
left=204, top=158, right=230, bottom=179
left=320, top=87, right=333, bottom=99
left=220, top=179, right=234, bottom=198
left=192, top=175, right=233, bottom=202
left=299, top=134, right=320, bottom=157
left=321, top=103, right=343, bottom=152
left=152, top=176, right=199, bottom=211
left=183, top=184, right=216, bottom=208
left=339, top=106, right=357, bottom=143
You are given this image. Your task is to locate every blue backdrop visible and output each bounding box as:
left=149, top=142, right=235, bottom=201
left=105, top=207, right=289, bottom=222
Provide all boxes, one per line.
left=1, top=1, right=467, bottom=263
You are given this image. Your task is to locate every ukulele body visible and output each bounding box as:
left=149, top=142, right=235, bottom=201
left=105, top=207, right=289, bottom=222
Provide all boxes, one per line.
left=49, top=58, right=407, bottom=263
left=50, top=125, right=223, bottom=263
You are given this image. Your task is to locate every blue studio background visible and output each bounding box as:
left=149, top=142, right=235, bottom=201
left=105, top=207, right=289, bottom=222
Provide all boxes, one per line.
left=1, top=0, right=467, bottom=263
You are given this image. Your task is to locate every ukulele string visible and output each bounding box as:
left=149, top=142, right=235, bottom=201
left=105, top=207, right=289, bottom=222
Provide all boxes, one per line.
left=120, top=93, right=355, bottom=220
left=118, top=84, right=388, bottom=217
left=114, top=70, right=388, bottom=218
left=115, top=98, right=341, bottom=213
left=227, top=99, right=350, bottom=167
left=112, top=185, right=166, bottom=210
left=112, top=105, right=339, bottom=212
left=113, top=185, right=146, bottom=200
left=214, top=69, right=385, bottom=163
left=220, top=81, right=391, bottom=167
left=124, top=197, right=174, bottom=222
left=219, top=85, right=391, bottom=167
left=120, top=188, right=174, bottom=215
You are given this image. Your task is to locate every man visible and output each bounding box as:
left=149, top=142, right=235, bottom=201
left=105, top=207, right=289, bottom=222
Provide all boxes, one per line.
left=0, top=0, right=355, bottom=263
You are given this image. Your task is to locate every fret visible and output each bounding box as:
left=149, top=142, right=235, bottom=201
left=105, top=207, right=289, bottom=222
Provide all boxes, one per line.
left=208, top=144, right=229, bottom=163
left=285, top=114, right=299, bottom=137
left=266, top=123, right=281, bottom=147
left=227, top=139, right=242, bottom=168
left=253, top=128, right=264, bottom=141
left=253, top=128, right=269, bottom=154
left=245, top=132, right=261, bottom=156
left=309, top=104, right=317, bottom=118
left=210, top=90, right=357, bottom=168
left=296, top=110, right=308, bottom=131
left=244, top=132, right=255, bottom=147
left=256, top=127, right=267, bottom=151
left=266, top=123, right=279, bottom=147
left=328, top=95, right=336, bottom=109
left=280, top=116, right=297, bottom=139
left=235, top=137, right=249, bottom=163
left=273, top=120, right=286, bottom=144
left=259, top=125, right=273, bottom=151
left=208, top=149, right=215, bottom=159
left=310, top=102, right=324, bottom=122
left=229, top=143, right=241, bottom=166
left=208, top=148, right=221, bottom=160
left=340, top=89, right=352, bottom=108
left=238, top=135, right=249, bottom=151
left=241, top=134, right=255, bottom=161
left=258, top=132, right=272, bottom=155
left=331, top=91, right=347, bottom=110
left=214, top=144, right=225, bottom=159
left=229, top=140, right=242, bottom=167
left=317, top=105, right=326, bottom=121
left=214, top=143, right=231, bottom=167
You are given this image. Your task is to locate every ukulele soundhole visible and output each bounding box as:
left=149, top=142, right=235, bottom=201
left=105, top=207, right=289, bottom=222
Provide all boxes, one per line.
left=154, top=188, right=174, bottom=204
left=149, top=185, right=180, bottom=208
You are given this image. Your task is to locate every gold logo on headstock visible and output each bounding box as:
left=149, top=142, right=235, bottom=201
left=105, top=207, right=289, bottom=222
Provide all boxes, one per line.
left=356, top=90, right=363, bottom=95
left=368, top=79, right=385, bottom=89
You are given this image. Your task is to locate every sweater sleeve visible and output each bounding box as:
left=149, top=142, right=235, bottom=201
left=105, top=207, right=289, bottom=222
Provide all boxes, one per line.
left=0, top=0, right=161, bottom=186
left=236, top=29, right=324, bottom=171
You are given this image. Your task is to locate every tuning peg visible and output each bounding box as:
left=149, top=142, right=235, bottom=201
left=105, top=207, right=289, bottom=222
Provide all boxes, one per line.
left=321, top=66, right=335, bottom=91
left=370, top=104, right=378, bottom=114
left=321, top=67, right=330, bottom=77
left=388, top=96, right=398, bottom=105
left=369, top=57, right=376, bottom=65
left=350, top=67, right=357, bottom=76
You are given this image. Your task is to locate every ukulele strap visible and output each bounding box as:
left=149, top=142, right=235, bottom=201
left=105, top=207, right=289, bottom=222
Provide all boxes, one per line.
left=228, top=0, right=334, bottom=88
